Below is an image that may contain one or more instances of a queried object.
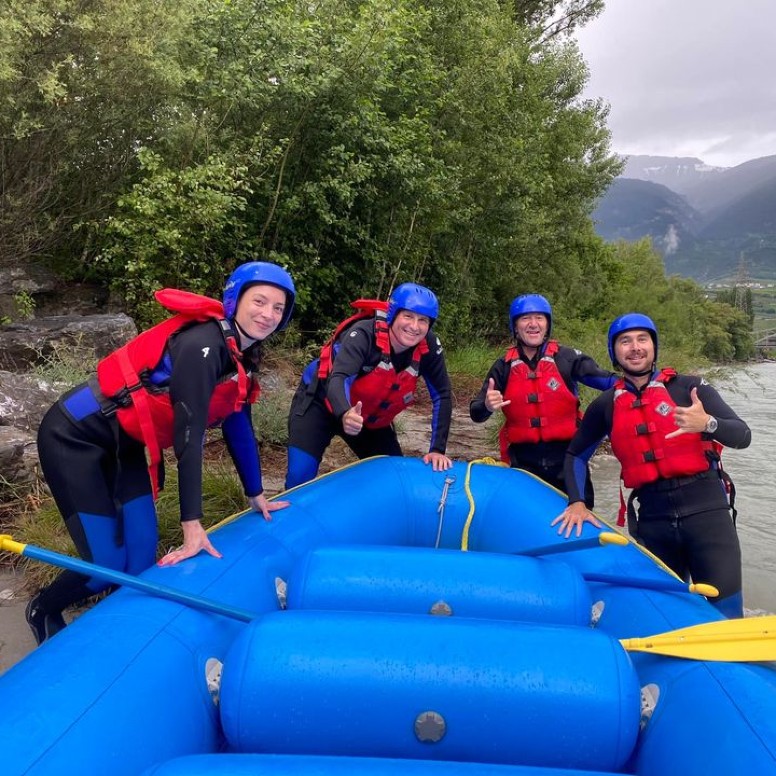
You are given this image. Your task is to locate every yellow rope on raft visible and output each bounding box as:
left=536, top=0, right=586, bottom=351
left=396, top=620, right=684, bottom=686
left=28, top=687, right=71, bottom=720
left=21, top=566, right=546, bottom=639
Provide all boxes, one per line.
left=460, top=457, right=506, bottom=550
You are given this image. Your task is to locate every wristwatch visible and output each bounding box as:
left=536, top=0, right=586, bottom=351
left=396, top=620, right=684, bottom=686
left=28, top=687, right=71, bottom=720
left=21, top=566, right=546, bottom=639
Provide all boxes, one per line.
left=704, top=416, right=718, bottom=434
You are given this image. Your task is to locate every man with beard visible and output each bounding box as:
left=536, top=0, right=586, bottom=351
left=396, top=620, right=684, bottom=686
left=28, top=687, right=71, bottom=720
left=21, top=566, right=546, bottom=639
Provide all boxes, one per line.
left=553, top=313, right=751, bottom=618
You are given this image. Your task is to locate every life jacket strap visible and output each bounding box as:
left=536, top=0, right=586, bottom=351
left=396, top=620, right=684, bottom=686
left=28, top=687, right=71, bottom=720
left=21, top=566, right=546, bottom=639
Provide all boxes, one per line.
left=217, top=318, right=249, bottom=412
left=115, top=346, right=164, bottom=499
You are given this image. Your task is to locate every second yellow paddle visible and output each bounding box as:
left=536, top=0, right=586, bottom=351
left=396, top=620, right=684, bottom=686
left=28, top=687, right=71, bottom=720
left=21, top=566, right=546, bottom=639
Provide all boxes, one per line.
left=620, top=615, right=776, bottom=662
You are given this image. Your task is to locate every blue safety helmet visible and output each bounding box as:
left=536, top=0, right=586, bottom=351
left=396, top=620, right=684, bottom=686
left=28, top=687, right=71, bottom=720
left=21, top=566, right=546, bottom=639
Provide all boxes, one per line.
left=607, top=313, right=658, bottom=367
left=386, top=283, right=439, bottom=326
left=222, top=261, right=296, bottom=330
left=509, top=294, right=552, bottom=338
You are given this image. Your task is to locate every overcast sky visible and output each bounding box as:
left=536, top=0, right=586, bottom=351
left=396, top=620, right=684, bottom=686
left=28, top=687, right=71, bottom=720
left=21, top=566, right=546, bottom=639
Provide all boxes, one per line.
left=574, top=0, right=776, bottom=168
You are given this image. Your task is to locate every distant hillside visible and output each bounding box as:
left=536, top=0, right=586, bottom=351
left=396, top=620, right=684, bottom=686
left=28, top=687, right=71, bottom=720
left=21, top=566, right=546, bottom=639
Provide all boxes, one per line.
left=700, top=175, right=776, bottom=239
left=592, top=177, right=702, bottom=256
left=664, top=235, right=776, bottom=284
left=682, top=155, right=776, bottom=215
left=593, top=154, right=776, bottom=282
left=622, top=155, right=726, bottom=198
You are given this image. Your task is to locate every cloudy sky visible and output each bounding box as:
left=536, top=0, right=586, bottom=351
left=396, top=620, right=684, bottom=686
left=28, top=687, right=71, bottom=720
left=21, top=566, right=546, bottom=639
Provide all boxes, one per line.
left=574, top=0, right=776, bottom=168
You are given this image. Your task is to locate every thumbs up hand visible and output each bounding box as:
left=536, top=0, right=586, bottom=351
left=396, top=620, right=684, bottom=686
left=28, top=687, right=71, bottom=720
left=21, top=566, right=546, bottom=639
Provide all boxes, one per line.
left=666, top=387, right=709, bottom=439
left=485, top=377, right=511, bottom=413
left=343, top=401, right=365, bottom=436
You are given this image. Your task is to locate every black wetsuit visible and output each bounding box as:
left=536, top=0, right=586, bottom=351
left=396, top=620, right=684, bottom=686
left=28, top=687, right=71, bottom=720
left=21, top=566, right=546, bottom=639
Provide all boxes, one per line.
left=35, top=320, right=264, bottom=617
left=564, top=372, right=751, bottom=617
left=286, top=319, right=452, bottom=488
left=470, top=343, right=615, bottom=506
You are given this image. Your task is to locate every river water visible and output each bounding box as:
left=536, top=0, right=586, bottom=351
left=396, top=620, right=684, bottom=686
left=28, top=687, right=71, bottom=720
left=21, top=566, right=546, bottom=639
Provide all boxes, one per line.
left=590, top=360, right=776, bottom=614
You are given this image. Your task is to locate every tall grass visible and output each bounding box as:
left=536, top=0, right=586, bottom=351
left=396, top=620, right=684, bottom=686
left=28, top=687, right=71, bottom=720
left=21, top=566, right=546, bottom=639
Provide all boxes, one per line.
left=445, top=343, right=503, bottom=377
left=251, top=389, right=292, bottom=445
left=31, top=338, right=95, bottom=387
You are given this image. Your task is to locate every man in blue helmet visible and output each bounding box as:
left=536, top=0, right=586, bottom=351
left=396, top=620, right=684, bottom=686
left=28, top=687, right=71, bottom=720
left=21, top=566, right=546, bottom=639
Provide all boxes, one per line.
left=470, top=294, right=615, bottom=505
left=285, top=282, right=453, bottom=489
left=27, top=262, right=295, bottom=644
left=553, top=313, right=751, bottom=618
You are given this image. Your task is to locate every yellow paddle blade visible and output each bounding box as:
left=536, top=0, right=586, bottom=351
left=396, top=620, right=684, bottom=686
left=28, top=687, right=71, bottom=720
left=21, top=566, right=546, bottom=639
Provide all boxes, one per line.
left=620, top=615, right=776, bottom=662
left=599, top=532, right=629, bottom=547
left=688, top=583, right=720, bottom=598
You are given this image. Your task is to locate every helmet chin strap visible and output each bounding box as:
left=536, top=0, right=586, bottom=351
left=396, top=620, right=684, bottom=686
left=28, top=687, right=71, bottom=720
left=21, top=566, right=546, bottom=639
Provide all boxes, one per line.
left=232, top=318, right=257, bottom=351
left=619, top=361, right=654, bottom=379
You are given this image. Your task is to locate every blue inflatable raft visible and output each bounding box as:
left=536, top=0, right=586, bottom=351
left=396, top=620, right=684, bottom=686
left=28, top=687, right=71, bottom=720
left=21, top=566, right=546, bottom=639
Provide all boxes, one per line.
left=1, top=457, right=775, bottom=775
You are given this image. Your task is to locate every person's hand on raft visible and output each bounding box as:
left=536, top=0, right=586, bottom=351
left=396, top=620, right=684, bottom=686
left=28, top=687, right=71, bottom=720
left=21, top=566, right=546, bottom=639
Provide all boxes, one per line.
left=248, top=492, right=290, bottom=522
left=157, top=494, right=291, bottom=566
left=551, top=501, right=601, bottom=538
left=423, top=451, right=453, bottom=471
left=158, top=519, right=222, bottom=566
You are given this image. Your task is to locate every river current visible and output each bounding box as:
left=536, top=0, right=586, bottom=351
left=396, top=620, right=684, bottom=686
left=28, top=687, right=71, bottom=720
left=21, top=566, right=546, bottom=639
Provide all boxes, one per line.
left=589, top=360, right=775, bottom=614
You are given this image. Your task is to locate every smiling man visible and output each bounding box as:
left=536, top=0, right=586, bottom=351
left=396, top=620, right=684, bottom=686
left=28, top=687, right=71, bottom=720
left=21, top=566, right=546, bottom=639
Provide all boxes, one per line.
left=285, top=283, right=453, bottom=489
left=470, top=294, right=615, bottom=505
left=553, top=313, right=752, bottom=618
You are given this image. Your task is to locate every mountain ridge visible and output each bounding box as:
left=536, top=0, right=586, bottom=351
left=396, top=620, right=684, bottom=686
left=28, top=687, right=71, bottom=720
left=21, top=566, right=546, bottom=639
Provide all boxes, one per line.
left=593, top=153, right=776, bottom=281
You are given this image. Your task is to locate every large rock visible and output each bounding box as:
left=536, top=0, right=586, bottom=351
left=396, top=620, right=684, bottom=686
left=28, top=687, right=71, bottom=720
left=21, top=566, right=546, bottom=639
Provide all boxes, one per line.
left=0, top=263, right=113, bottom=320
left=0, top=425, right=39, bottom=490
left=0, top=314, right=137, bottom=371
left=0, top=263, right=57, bottom=297
left=0, top=371, right=62, bottom=433
left=0, top=263, right=58, bottom=321
left=34, top=282, right=115, bottom=318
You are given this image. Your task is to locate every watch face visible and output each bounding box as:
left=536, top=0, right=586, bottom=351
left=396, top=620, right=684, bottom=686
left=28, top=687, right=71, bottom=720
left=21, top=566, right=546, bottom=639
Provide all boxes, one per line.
left=706, top=417, right=718, bottom=433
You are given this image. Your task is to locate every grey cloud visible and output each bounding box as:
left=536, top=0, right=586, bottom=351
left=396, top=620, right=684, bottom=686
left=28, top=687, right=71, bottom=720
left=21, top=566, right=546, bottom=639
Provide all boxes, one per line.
left=576, top=0, right=776, bottom=166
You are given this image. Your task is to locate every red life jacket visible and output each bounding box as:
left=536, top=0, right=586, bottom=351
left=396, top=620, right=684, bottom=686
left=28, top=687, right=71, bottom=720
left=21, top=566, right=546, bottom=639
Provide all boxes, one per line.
left=610, top=369, right=716, bottom=489
left=500, top=341, right=580, bottom=450
left=96, top=289, right=259, bottom=496
left=317, top=300, right=428, bottom=430
left=317, top=299, right=389, bottom=382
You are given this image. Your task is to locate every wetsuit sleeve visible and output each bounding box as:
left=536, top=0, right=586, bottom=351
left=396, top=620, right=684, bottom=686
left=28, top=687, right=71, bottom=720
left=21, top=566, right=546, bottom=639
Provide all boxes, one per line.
left=469, top=358, right=511, bottom=422
left=566, top=348, right=618, bottom=392
left=222, top=404, right=263, bottom=497
left=168, top=323, right=233, bottom=521
left=672, top=376, right=752, bottom=449
left=326, top=324, right=374, bottom=418
left=563, top=392, right=611, bottom=503
left=421, top=333, right=452, bottom=454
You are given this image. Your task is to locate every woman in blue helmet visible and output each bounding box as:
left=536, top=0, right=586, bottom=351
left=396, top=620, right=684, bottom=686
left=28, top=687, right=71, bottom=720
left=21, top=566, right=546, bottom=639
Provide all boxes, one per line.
left=27, top=262, right=295, bottom=644
left=285, top=282, right=453, bottom=489
left=470, top=294, right=615, bottom=505
left=554, top=313, right=751, bottom=618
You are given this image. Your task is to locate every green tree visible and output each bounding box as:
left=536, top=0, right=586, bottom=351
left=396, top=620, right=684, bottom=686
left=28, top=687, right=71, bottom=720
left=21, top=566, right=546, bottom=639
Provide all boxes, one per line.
left=89, top=0, right=619, bottom=338
left=0, top=0, right=198, bottom=272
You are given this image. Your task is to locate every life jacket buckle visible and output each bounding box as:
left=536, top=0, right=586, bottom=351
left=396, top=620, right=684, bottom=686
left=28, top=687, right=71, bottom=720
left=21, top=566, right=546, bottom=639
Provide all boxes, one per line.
left=110, top=379, right=145, bottom=409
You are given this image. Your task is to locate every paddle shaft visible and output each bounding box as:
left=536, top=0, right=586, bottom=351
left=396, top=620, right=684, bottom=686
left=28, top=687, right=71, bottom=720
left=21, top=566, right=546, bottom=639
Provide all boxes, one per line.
left=0, top=535, right=256, bottom=623
left=519, top=531, right=718, bottom=597
left=517, top=531, right=628, bottom=557
left=583, top=572, right=719, bottom=598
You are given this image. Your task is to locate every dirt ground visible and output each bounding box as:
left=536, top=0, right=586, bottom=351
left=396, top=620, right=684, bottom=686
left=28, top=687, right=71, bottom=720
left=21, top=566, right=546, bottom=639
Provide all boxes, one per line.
left=0, top=568, right=36, bottom=673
